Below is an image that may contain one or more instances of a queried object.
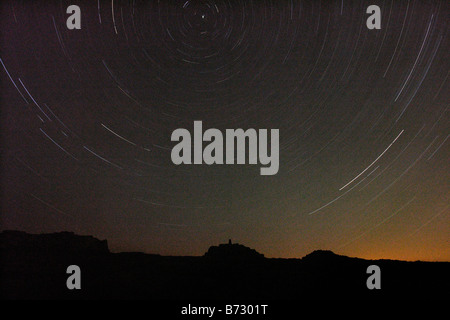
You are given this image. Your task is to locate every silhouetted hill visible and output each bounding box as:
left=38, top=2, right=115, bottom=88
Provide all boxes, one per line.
left=301, top=249, right=360, bottom=263
left=302, top=249, right=341, bottom=260
left=0, top=231, right=448, bottom=300
left=204, top=240, right=264, bottom=260
left=0, top=230, right=109, bottom=255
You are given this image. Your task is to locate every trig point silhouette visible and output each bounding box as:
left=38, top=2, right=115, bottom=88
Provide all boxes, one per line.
left=228, top=239, right=232, bottom=245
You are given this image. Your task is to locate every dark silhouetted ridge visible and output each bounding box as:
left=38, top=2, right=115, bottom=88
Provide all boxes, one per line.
left=1, top=231, right=448, bottom=300
left=0, top=230, right=109, bottom=255
left=204, top=240, right=264, bottom=260
left=302, top=250, right=351, bottom=262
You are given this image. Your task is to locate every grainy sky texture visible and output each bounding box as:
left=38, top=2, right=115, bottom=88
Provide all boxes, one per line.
left=1, top=0, right=448, bottom=261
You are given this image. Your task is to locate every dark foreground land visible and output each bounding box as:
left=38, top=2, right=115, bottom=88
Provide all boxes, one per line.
left=1, top=231, right=448, bottom=300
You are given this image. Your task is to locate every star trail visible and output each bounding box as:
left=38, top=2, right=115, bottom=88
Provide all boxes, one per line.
left=1, top=0, right=448, bottom=261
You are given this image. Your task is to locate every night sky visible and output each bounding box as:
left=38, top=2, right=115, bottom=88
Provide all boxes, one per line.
left=1, top=0, right=448, bottom=261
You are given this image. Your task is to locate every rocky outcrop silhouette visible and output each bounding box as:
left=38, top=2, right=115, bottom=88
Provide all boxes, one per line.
left=0, top=230, right=109, bottom=255
left=301, top=249, right=355, bottom=263
left=204, top=240, right=264, bottom=260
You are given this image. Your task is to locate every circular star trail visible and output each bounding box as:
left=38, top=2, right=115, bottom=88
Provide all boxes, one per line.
left=1, top=0, right=448, bottom=260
